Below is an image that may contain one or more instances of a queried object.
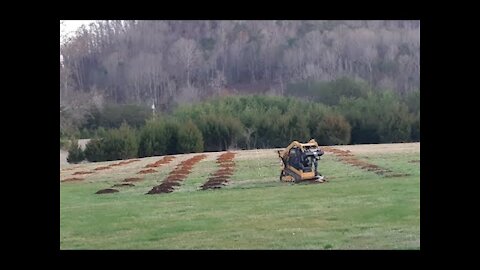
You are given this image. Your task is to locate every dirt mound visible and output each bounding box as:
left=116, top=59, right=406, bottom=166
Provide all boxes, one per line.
left=201, top=180, right=229, bottom=189
left=94, top=166, right=111, bottom=171
left=112, top=183, right=135, bottom=187
left=145, top=156, right=176, bottom=168
left=115, top=159, right=141, bottom=166
left=147, top=154, right=207, bottom=194
left=201, top=152, right=236, bottom=190
left=137, top=168, right=157, bottom=174
left=123, top=177, right=144, bottom=182
left=95, top=188, right=119, bottom=194
left=385, top=173, right=411, bottom=178
left=324, top=147, right=400, bottom=177
left=109, top=163, right=122, bottom=167
left=73, top=171, right=94, bottom=175
left=61, top=177, right=84, bottom=183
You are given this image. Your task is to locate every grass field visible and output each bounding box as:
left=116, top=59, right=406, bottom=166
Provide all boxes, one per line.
left=60, top=143, right=420, bottom=249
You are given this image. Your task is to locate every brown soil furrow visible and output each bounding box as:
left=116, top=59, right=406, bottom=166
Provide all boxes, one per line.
left=144, top=156, right=176, bottom=168
left=201, top=152, right=236, bottom=190
left=324, top=147, right=401, bottom=177
left=72, top=171, right=94, bottom=175
left=112, top=183, right=135, bottom=187
left=61, top=177, right=85, bottom=183
left=384, top=173, right=411, bottom=178
left=65, top=158, right=142, bottom=183
left=137, top=168, right=157, bottom=174
left=110, top=159, right=142, bottom=167
left=95, top=188, right=119, bottom=194
left=94, top=166, right=111, bottom=171
left=146, top=154, right=207, bottom=194
left=123, top=177, right=144, bottom=182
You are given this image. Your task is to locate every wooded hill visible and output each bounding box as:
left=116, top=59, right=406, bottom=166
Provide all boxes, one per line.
left=60, top=20, right=419, bottom=111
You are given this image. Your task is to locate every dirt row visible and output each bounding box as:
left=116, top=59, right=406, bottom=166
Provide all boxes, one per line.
left=137, top=156, right=176, bottom=174
left=96, top=177, right=141, bottom=195
left=323, top=147, right=409, bottom=178
left=95, top=188, right=119, bottom=194
left=61, top=158, right=142, bottom=183
left=200, top=152, right=236, bottom=190
left=145, top=156, right=176, bottom=168
left=146, top=154, right=207, bottom=194
left=94, top=157, right=175, bottom=194
left=96, top=159, right=142, bottom=171
left=60, top=177, right=85, bottom=183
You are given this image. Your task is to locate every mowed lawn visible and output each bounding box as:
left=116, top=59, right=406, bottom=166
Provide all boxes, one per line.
left=60, top=143, right=420, bottom=249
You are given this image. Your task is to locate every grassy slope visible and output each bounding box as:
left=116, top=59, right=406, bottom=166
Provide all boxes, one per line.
left=60, top=147, right=420, bottom=249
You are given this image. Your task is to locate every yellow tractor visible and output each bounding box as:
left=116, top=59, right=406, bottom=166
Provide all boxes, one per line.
left=277, top=139, right=326, bottom=183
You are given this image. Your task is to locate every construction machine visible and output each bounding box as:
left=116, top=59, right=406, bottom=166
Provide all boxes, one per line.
left=277, top=139, right=326, bottom=183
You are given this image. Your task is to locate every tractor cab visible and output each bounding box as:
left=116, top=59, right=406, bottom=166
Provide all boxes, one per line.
left=278, top=139, right=325, bottom=183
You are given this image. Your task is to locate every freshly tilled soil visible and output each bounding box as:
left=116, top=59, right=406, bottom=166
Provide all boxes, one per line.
left=201, top=152, right=236, bottom=190
left=324, top=147, right=406, bottom=178
left=147, top=154, right=207, bottom=194
left=94, top=166, right=111, bottom=170
left=61, top=177, right=85, bottom=183
left=145, top=156, right=176, bottom=168
left=95, top=188, right=119, bottom=194
left=123, top=177, right=144, bottom=182
left=112, top=183, right=135, bottom=187
left=384, top=173, right=411, bottom=178
left=73, top=171, right=94, bottom=175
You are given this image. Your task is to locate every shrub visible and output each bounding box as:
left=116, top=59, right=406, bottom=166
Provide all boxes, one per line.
left=137, top=118, right=180, bottom=157
left=410, top=113, right=420, bottom=141
left=163, top=120, right=180, bottom=155
left=84, top=139, right=105, bottom=162
left=67, top=140, right=85, bottom=163
left=60, top=137, right=72, bottom=150
left=314, top=114, right=351, bottom=145
left=84, top=122, right=138, bottom=162
left=177, top=121, right=204, bottom=153
left=338, top=90, right=412, bottom=144
left=138, top=119, right=167, bottom=157
left=94, top=127, right=107, bottom=138
left=78, top=128, right=92, bottom=139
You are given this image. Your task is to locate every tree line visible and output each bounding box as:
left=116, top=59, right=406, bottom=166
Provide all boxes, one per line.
left=66, top=84, right=419, bottom=163
left=60, top=20, right=419, bottom=133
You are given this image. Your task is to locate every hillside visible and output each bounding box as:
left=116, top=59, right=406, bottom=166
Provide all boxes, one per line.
left=60, top=20, right=419, bottom=110
left=60, top=143, right=420, bottom=249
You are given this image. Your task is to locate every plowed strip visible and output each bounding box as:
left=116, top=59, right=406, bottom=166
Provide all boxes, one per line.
left=72, top=171, right=94, bottom=175
left=112, top=183, right=135, bottom=187
left=94, top=166, right=111, bottom=171
left=144, top=156, right=176, bottom=168
left=201, top=152, right=236, bottom=190
left=147, top=154, right=207, bottom=194
left=61, top=177, right=85, bottom=183
left=95, top=188, right=119, bottom=194
left=323, top=147, right=408, bottom=178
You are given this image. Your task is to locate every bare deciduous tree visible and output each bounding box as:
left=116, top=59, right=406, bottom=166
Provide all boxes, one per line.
left=60, top=20, right=420, bottom=115
left=169, top=38, right=201, bottom=87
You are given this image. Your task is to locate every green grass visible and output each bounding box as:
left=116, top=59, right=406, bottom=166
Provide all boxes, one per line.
left=60, top=147, right=420, bottom=249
